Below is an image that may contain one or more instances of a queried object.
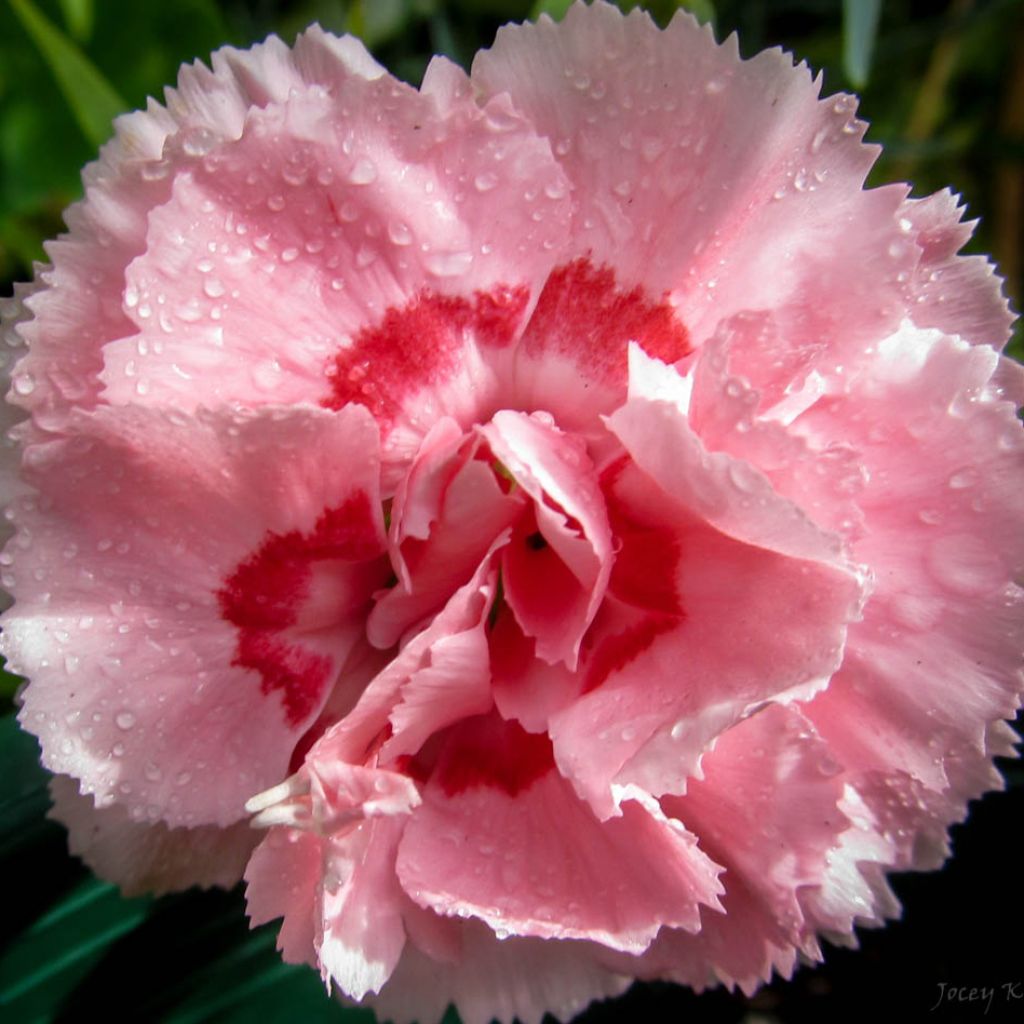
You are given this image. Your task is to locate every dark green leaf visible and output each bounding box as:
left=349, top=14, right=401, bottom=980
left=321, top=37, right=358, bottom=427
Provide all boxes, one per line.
left=57, top=0, right=94, bottom=42
left=9, top=0, right=126, bottom=148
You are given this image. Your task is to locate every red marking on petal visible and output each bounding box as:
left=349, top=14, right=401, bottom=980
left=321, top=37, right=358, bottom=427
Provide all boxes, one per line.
left=234, top=631, right=332, bottom=726
left=394, top=753, right=432, bottom=786
left=601, top=458, right=684, bottom=617
left=435, top=713, right=555, bottom=797
left=582, top=616, right=676, bottom=695
left=503, top=507, right=584, bottom=624
left=578, top=461, right=686, bottom=693
left=322, top=285, right=529, bottom=424
left=218, top=491, right=383, bottom=727
left=610, top=526, right=682, bottom=617
left=489, top=605, right=535, bottom=686
left=524, top=258, right=690, bottom=383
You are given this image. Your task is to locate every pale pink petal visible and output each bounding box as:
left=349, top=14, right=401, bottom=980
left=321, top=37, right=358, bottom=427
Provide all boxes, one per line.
left=49, top=774, right=258, bottom=898
left=609, top=345, right=858, bottom=567
left=687, top=314, right=867, bottom=540
left=1, top=403, right=387, bottom=826
left=898, top=189, right=1014, bottom=350
left=245, top=755, right=421, bottom=1001
left=365, top=920, right=631, bottom=1024
left=396, top=713, right=723, bottom=953
left=636, top=705, right=852, bottom=993
left=98, top=67, right=571, bottom=474
left=798, top=784, right=899, bottom=940
left=245, top=826, right=322, bottom=967
left=797, top=326, right=1024, bottom=866
left=380, top=625, right=494, bottom=763
left=0, top=282, right=38, bottom=541
left=385, top=417, right=466, bottom=587
left=473, top=3, right=914, bottom=365
left=317, top=816, right=410, bottom=998
left=548, top=454, right=862, bottom=818
left=245, top=757, right=421, bottom=999
left=7, top=27, right=384, bottom=429
left=246, top=817, right=411, bottom=1000
left=315, top=547, right=501, bottom=769
left=479, top=410, right=613, bottom=667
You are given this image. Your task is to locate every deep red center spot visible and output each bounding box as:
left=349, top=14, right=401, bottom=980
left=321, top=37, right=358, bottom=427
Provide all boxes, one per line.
left=522, top=257, right=691, bottom=383
left=217, top=491, right=383, bottom=727
left=322, top=285, right=529, bottom=425
left=434, top=713, right=555, bottom=798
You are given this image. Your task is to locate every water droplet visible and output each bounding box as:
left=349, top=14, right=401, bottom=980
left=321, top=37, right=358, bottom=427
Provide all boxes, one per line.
left=203, top=277, right=225, bottom=298
left=386, top=220, right=413, bottom=246
left=641, top=137, right=665, bottom=163
left=12, top=373, right=35, bottom=396
left=348, top=158, right=378, bottom=185
left=140, top=160, right=171, bottom=182
left=425, top=250, right=473, bottom=277
left=948, top=468, right=978, bottom=490
left=181, top=127, right=217, bottom=158
left=355, top=244, right=377, bottom=269
left=115, top=710, right=136, bottom=731
left=705, top=78, right=725, bottom=95
left=473, top=172, right=499, bottom=192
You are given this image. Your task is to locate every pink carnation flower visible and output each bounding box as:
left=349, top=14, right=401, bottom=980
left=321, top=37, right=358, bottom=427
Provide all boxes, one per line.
left=2, top=2, right=1022, bottom=1021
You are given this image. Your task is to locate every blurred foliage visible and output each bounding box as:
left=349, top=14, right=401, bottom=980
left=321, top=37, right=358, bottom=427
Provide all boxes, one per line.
left=0, top=2, right=1023, bottom=1023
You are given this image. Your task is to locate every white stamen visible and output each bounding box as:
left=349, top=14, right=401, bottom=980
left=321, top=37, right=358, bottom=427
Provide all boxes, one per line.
left=245, top=772, right=310, bottom=814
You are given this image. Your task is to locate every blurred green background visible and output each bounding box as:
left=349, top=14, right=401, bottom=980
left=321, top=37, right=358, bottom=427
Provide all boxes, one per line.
left=1, top=1, right=1022, bottom=1022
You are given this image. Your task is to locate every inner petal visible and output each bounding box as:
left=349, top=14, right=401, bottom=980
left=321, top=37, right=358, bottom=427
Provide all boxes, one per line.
left=479, top=409, right=613, bottom=668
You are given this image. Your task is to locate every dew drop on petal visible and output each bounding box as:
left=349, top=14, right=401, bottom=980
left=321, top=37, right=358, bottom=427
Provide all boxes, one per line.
left=348, top=158, right=378, bottom=185
left=425, top=250, right=473, bottom=277
left=115, top=711, right=136, bottom=731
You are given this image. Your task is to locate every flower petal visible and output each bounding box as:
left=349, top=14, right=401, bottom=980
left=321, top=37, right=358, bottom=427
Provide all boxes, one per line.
left=473, top=2, right=913, bottom=357
left=8, top=27, right=385, bottom=429
left=2, top=403, right=387, bottom=826
left=49, top=774, right=259, bottom=898
left=640, top=705, right=855, bottom=993
left=480, top=409, right=613, bottom=667
left=796, top=326, right=1024, bottom=866
left=98, top=64, right=572, bottom=473
left=396, top=713, right=723, bottom=953
left=368, top=429, right=523, bottom=649
left=365, top=920, right=631, bottom=1024
left=546, top=423, right=864, bottom=817
left=899, top=189, right=1014, bottom=350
